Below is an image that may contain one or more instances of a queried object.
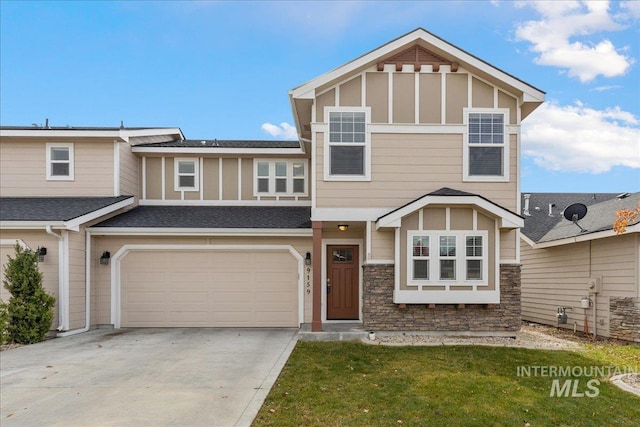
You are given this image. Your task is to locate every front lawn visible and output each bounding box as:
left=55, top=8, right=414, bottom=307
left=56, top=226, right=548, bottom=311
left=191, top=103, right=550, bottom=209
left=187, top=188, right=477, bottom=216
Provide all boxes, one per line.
left=253, top=341, right=639, bottom=426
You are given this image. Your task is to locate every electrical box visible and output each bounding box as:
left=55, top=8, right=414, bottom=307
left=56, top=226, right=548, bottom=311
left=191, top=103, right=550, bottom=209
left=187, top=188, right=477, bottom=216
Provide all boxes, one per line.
left=581, top=297, right=591, bottom=309
left=587, top=277, right=602, bottom=293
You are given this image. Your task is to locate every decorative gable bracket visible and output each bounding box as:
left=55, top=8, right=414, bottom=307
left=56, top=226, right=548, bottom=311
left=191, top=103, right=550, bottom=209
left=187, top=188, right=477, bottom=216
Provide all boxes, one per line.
left=377, top=44, right=458, bottom=72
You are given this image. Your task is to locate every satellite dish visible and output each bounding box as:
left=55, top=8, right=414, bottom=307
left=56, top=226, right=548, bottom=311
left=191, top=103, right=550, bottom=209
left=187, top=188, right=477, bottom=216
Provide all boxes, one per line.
left=563, top=203, right=588, bottom=232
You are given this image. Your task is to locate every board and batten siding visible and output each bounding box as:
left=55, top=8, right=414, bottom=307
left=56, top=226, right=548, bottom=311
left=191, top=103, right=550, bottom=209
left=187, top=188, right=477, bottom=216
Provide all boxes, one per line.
left=0, top=138, right=115, bottom=197
left=520, top=233, right=640, bottom=338
left=315, top=133, right=518, bottom=212
left=92, top=235, right=313, bottom=326
left=67, top=227, right=87, bottom=330
left=140, top=156, right=311, bottom=202
left=118, top=142, right=139, bottom=198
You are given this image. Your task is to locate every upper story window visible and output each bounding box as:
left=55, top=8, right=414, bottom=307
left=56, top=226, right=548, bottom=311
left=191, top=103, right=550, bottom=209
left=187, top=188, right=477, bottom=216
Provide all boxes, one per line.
left=254, top=159, right=307, bottom=197
left=46, top=143, right=74, bottom=181
left=324, top=107, right=371, bottom=181
left=174, top=158, right=199, bottom=191
left=407, top=230, right=488, bottom=286
left=464, top=109, right=509, bottom=182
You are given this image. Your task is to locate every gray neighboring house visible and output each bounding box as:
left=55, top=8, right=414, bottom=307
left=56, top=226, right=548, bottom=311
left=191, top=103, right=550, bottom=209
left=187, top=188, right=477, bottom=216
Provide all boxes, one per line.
left=520, top=192, right=640, bottom=342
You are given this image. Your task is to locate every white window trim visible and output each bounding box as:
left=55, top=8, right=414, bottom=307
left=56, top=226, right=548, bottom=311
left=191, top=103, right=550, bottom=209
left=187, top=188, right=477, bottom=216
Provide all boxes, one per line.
left=406, top=230, right=488, bottom=289
left=174, top=158, right=199, bottom=191
left=323, top=106, right=371, bottom=182
left=463, top=108, right=509, bottom=183
left=46, top=142, right=74, bottom=181
left=253, top=159, right=309, bottom=198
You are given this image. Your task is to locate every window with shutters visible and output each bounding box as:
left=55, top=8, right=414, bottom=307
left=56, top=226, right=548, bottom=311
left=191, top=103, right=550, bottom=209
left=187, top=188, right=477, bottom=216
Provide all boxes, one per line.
left=463, top=109, right=509, bottom=182
left=174, top=158, right=199, bottom=191
left=46, top=143, right=74, bottom=181
left=324, top=107, right=371, bottom=181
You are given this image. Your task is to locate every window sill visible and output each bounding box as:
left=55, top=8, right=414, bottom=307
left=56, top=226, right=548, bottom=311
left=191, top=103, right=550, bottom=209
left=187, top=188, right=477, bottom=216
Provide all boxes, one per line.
left=46, top=176, right=74, bottom=181
left=463, top=175, right=509, bottom=183
left=324, top=175, right=371, bottom=182
left=393, top=289, right=499, bottom=304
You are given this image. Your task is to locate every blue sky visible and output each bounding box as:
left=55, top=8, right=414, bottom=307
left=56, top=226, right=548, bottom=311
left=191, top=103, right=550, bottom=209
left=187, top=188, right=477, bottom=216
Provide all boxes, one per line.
left=1, top=0, right=638, bottom=193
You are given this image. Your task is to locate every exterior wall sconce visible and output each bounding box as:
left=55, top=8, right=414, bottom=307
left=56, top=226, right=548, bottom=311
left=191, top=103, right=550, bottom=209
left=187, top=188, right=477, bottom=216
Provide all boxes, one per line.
left=305, top=252, right=312, bottom=266
left=100, top=251, right=111, bottom=265
left=337, top=224, right=349, bottom=231
left=37, top=247, right=47, bottom=262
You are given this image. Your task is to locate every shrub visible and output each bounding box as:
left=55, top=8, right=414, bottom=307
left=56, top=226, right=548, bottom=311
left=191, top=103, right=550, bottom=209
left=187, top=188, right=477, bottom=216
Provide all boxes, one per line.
left=0, top=299, right=8, bottom=345
left=3, top=244, right=55, bottom=344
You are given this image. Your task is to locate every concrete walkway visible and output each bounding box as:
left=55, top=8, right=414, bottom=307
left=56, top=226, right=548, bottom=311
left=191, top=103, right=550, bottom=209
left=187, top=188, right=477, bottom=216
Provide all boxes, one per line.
left=0, top=328, right=297, bottom=427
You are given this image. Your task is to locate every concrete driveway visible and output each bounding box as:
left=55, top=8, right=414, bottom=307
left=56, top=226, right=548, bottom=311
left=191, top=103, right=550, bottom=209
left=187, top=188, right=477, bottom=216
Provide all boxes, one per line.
left=0, top=328, right=298, bottom=426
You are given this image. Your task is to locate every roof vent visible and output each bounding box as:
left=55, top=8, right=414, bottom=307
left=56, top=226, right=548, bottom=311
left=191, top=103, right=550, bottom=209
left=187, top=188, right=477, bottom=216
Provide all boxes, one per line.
left=523, top=194, right=531, bottom=216
left=201, top=140, right=206, bottom=145
left=617, top=193, right=631, bottom=199
left=548, top=203, right=555, bottom=217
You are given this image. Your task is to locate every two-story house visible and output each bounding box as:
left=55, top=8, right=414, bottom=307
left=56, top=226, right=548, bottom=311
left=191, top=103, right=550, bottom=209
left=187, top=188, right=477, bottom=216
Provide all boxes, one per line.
left=0, top=28, right=544, bottom=336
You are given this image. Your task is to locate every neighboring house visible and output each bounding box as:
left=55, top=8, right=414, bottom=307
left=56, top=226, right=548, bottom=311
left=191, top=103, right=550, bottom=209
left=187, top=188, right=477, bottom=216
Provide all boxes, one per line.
left=520, top=192, right=640, bottom=342
left=0, top=28, right=544, bottom=336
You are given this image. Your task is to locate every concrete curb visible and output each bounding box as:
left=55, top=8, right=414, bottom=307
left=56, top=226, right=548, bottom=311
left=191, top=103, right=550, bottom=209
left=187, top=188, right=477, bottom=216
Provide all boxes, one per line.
left=610, top=374, right=640, bottom=397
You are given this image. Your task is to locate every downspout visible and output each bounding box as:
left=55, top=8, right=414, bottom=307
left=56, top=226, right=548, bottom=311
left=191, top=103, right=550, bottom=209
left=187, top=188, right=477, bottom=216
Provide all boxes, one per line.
left=57, top=228, right=91, bottom=337
left=45, top=226, right=65, bottom=331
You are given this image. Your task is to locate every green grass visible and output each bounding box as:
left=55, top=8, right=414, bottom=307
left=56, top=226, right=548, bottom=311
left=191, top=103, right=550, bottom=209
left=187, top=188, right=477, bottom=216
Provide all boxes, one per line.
left=253, top=341, right=639, bottom=426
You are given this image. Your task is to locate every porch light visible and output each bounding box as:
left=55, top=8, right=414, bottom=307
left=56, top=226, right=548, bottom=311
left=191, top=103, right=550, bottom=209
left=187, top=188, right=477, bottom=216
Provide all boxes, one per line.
left=37, top=247, right=47, bottom=262
left=305, top=252, right=312, bottom=266
left=100, top=251, right=111, bottom=265
left=337, top=224, right=349, bottom=231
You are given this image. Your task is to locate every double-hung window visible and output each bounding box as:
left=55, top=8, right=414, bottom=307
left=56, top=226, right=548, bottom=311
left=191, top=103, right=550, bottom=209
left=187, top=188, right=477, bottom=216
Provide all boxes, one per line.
left=408, top=231, right=488, bottom=286
left=254, top=159, right=307, bottom=196
left=464, top=109, right=508, bottom=182
left=46, top=143, right=74, bottom=180
left=325, top=107, right=370, bottom=181
left=174, top=158, right=199, bottom=191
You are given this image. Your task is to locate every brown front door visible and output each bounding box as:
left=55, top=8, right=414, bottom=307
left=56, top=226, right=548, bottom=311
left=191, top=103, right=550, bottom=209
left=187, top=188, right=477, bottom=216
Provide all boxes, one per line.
left=326, top=245, right=359, bottom=320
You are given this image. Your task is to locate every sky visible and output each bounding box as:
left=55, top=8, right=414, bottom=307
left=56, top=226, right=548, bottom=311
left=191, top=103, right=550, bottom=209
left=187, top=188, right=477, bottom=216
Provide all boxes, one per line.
left=1, top=0, right=638, bottom=193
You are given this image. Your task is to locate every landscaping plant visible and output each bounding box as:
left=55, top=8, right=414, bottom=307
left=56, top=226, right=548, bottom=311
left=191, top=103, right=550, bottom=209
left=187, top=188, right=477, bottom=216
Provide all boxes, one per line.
left=3, top=244, right=55, bottom=344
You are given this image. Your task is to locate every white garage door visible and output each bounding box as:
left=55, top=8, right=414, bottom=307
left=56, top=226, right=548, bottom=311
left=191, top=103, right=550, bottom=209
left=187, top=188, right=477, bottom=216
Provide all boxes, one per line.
left=120, top=249, right=299, bottom=327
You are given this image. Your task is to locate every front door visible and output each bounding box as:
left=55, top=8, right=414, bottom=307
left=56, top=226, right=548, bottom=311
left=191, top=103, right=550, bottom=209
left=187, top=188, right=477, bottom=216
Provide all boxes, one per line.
left=326, top=245, right=359, bottom=320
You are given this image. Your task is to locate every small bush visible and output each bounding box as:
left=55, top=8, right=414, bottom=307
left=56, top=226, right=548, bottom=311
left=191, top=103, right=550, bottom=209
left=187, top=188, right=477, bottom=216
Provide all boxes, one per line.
left=3, top=244, right=55, bottom=344
left=0, top=300, right=9, bottom=345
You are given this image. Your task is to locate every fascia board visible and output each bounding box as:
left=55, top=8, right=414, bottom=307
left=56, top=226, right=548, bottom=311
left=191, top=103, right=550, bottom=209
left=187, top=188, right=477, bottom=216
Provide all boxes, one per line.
left=0, top=129, right=127, bottom=140
left=88, top=227, right=313, bottom=237
left=377, top=195, right=523, bottom=229
left=131, top=147, right=304, bottom=155
left=533, top=224, right=640, bottom=249
left=139, top=199, right=311, bottom=207
left=0, top=221, right=66, bottom=229
left=519, top=233, right=537, bottom=248
left=63, top=197, right=134, bottom=230
left=120, top=128, right=184, bottom=139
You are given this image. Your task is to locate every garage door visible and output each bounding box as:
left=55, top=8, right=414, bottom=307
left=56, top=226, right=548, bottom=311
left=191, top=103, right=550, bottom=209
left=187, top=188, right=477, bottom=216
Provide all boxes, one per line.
left=120, top=249, right=299, bottom=327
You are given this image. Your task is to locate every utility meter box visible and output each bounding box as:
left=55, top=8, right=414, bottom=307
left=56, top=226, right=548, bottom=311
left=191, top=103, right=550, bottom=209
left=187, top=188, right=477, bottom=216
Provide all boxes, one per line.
left=581, top=297, right=591, bottom=309
left=587, top=277, right=602, bottom=293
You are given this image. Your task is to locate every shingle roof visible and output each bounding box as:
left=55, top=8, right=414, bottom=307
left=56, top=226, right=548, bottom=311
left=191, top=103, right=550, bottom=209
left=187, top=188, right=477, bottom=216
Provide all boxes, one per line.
left=521, top=192, right=637, bottom=243
left=135, top=139, right=300, bottom=149
left=0, top=196, right=133, bottom=221
left=92, top=206, right=312, bottom=229
left=0, top=126, right=176, bottom=131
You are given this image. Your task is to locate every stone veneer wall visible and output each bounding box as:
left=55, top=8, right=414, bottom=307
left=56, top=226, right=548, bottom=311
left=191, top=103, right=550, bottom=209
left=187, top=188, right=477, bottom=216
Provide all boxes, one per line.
left=362, top=264, right=521, bottom=333
left=609, top=297, right=640, bottom=343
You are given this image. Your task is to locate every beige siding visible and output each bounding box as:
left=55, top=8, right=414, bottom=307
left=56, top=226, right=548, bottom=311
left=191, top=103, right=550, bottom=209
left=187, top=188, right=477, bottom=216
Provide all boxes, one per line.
left=67, top=229, right=86, bottom=330
left=445, top=73, right=467, bottom=124
left=0, top=232, right=60, bottom=331
left=315, top=133, right=518, bottom=211
left=419, top=74, right=442, bottom=124
left=119, top=142, right=138, bottom=197
left=164, top=157, right=179, bottom=200
left=145, top=157, right=162, bottom=199
left=0, top=138, right=114, bottom=197
left=93, top=236, right=313, bottom=325
left=203, top=158, right=220, bottom=200
left=222, top=158, right=238, bottom=200
left=472, top=77, right=493, bottom=108
left=370, top=226, right=394, bottom=260
left=498, top=91, right=517, bottom=125
left=241, top=158, right=254, bottom=200
left=366, top=72, right=389, bottom=123
left=316, top=89, right=335, bottom=123
left=339, top=76, right=362, bottom=106
left=393, top=73, right=415, bottom=123
left=500, top=229, right=517, bottom=261
left=521, top=233, right=639, bottom=338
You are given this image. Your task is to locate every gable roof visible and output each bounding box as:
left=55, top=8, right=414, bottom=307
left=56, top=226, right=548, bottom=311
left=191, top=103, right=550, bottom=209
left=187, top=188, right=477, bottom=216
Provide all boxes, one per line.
left=0, top=126, right=184, bottom=145
left=91, top=206, right=312, bottom=230
left=521, top=192, right=640, bottom=246
left=377, top=187, right=523, bottom=229
left=0, top=196, right=134, bottom=230
left=290, top=28, right=545, bottom=141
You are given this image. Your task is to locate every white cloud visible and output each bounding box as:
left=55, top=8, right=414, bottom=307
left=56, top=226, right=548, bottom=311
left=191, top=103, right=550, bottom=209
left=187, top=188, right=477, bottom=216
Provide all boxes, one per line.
left=522, top=101, right=640, bottom=173
left=261, top=122, right=298, bottom=140
left=515, top=0, right=634, bottom=82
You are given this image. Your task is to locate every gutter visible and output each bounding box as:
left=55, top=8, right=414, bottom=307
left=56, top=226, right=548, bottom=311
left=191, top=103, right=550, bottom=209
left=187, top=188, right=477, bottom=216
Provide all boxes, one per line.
left=57, top=229, right=91, bottom=337
left=45, top=226, right=66, bottom=331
